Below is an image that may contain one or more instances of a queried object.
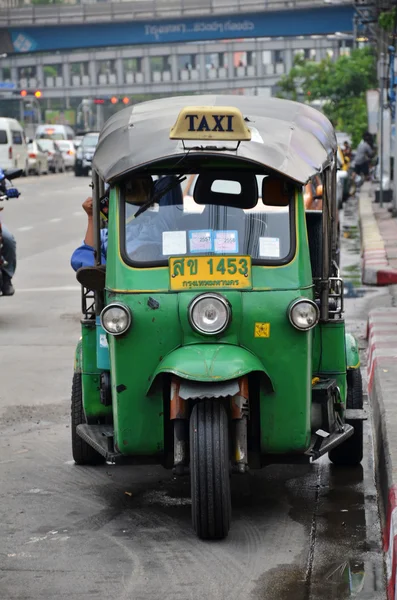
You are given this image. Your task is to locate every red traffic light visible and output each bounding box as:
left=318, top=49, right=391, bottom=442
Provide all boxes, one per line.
left=34, top=90, right=42, bottom=98
left=20, top=89, right=27, bottom=97
left=93, top=98, right=105, bottom=105
left=110, top=96, right=118, bottom=105
left=122, top=97, right=130, bottom=105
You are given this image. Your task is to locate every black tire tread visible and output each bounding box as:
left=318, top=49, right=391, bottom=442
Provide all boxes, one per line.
left=190, top=401, right=231, bottom=540
left=71, top=372, right=105, bottom=466
left=329, top=369, right=363, bottom=466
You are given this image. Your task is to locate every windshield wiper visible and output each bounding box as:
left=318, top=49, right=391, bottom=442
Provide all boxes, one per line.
left=131, top=175, right=187, bottom=221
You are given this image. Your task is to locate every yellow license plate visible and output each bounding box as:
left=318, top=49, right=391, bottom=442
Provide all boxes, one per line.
left=169, top=256, right=252, bottom=291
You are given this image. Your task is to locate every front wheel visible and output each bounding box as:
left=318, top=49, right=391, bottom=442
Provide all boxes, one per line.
left=329, top=369, right=363, bottom=466
left=190, top=400, right=231, bottom=540
left=71, top=372, right=105, bottom=466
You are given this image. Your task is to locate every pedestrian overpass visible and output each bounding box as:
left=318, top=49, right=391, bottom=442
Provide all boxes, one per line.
left=0, top=0, right=356, bottom=123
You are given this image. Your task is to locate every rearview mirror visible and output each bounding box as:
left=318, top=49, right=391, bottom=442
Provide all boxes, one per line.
left=262, top=177, right=291, bottom=206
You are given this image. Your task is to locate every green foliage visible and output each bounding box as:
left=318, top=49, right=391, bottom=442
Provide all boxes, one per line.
left=277, top=48, right=377, bottom=147
left=31, top=0, right=63, bottom=4
left=379, top=8, right=397, bottom=33
left=43, top=65, right=58, bottom=78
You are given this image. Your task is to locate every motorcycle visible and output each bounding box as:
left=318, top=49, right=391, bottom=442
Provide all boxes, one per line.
left=0, top=167, right=22, bottom=294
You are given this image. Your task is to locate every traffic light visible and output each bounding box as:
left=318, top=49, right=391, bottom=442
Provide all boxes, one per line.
left=93, top=98, right=105, bottom=105
left=122, top=97, right=130, bottom=105
left=110, top=96, right=118, bottom=105
left=34, top=90, right=42, bottom=98
left=20, top=89, right=27, bottom=97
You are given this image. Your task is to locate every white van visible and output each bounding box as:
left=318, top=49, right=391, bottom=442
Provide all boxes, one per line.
left=35, top=124, right=75, bottom=141
left=0, top=117, right=28, bottom=173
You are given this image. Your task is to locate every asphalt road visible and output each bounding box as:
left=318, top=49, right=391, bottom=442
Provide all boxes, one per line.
left=0, top=174, right=387, bottom=599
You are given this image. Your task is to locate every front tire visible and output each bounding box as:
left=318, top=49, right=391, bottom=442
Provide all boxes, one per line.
left=190, top=400, right=231, bottom=540
left=329, top=369, right=363, bottom=466
left=71, top=372, right=105, bottom=466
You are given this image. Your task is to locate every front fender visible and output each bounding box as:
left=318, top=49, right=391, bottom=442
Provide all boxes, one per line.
left=148, top=344, right=271, bottom=393
left=345, top=332, right=360, bottom=370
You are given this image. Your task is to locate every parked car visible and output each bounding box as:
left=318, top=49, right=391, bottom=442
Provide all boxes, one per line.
left=75, top=132, right=99, bottom=176
left=0, top=117, right=29, bottom=174
left=36, top=139, right=65, bottom=173
left=35, top=124, right=75, bottom=141
left=57, top=140, right=76, bottom=170
left=27, top=140, right=49, bottom=175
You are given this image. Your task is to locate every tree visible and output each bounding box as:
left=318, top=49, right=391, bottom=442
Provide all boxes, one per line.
left=277, top=47, right=377, bottom=147
left=31, top=0, right=63, bottom=5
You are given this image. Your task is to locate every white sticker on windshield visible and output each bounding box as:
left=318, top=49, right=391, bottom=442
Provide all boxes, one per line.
left=259, top=237, right=280, bottom=258
left=162, top=231, right=187, bottom=255
left=189, top=230, right=213, bottom=253
left=214, top=230, right=238, bottom=254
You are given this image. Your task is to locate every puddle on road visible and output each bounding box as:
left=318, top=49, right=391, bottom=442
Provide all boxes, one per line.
left=252, top=560, right=381, bottom=600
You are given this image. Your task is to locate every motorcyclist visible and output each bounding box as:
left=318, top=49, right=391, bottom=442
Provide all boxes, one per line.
left=0, top=175, right=19, bottom=296
left=1, top=225, right=16, bottom=296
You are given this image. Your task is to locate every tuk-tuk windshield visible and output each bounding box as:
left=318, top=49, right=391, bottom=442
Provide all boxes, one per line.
left=120, top=172, right=295, bottom=265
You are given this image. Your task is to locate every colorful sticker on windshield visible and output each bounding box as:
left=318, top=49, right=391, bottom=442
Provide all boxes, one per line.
left=214, top=230, right=238, bottom=254
left=189, top=230, right=213, bottom=253
left=259, top=237, right=280, bottom=258
left=162, top=231, right=187, bottom=255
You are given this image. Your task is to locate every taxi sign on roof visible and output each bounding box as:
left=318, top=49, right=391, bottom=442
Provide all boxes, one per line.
left=170, top=106, right=252, bottom=142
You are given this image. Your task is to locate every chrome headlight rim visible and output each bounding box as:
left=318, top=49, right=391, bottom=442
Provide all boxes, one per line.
left=100, top=302, right=132, bottom=337
left=288, top=298, right=320, bottom=331
left=188, top=293, right=231, bottom=336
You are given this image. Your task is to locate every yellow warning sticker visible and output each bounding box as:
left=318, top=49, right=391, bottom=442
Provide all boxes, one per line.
left=254, top=322, right=270, bottom=338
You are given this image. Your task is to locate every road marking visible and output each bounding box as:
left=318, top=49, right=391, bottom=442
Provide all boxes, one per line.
left=18, top=286, right=80, bottom=292
left=49, top=218, right=62, bottom=223
left=17, top=225, right=33, bottom=232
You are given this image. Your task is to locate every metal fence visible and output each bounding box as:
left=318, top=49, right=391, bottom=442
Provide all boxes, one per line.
left=0, top=0, right=353, bottom=26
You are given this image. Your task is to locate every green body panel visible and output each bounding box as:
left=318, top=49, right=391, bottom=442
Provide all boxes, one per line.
left=345, top=332, right=360, bottom=369
left=80, top=323, right=112, bottom=420
left=149, top=344, right=269, bottom=385
left=107, top=292, right=182, bottom=455
left=312, top=320, right=347, bottom=403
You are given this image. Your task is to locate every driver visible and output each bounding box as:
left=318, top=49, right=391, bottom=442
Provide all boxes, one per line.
left=71, top=175, right=181, bottom=271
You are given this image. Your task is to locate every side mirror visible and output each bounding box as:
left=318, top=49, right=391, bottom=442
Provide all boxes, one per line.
left=76, top=266, right=106, bottom=291
left=314, top=184, right=323, bottom=201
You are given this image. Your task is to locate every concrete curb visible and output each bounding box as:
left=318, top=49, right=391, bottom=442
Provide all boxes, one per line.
left=367, top=308, right=397, bottom=599
left=359, top=184, right=397, bottom=285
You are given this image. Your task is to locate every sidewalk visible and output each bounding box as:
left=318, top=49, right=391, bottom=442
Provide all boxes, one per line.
left=360, top=183, right=397, bottom=285
left=359, top=183, right=397, bottom=599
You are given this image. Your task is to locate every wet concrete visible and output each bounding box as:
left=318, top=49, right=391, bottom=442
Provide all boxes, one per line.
left=0, top=178, right=387, bottom=599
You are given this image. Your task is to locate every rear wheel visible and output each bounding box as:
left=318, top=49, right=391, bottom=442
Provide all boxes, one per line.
left=71, top=372, right=105, bottom=466
left=190, top=400, right=231, bottom=540
left=329, top=369, right=363, bottom=466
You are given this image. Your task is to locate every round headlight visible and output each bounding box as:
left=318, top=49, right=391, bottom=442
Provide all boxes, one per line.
left=100, top=303, right=132, bottom=336
left=288, top=299, right=319, bottom=331
left=188, top=293, right=231, bottom=336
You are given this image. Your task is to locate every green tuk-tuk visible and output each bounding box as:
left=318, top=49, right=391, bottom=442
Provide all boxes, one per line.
left=72, top=95, right=365, bottom=540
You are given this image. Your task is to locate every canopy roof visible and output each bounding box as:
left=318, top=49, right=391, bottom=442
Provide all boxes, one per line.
left=93, top=95, right=337, bottom=185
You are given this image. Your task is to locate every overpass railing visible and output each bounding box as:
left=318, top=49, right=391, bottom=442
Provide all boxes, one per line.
left=0, top=0, right=353, bottom=26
